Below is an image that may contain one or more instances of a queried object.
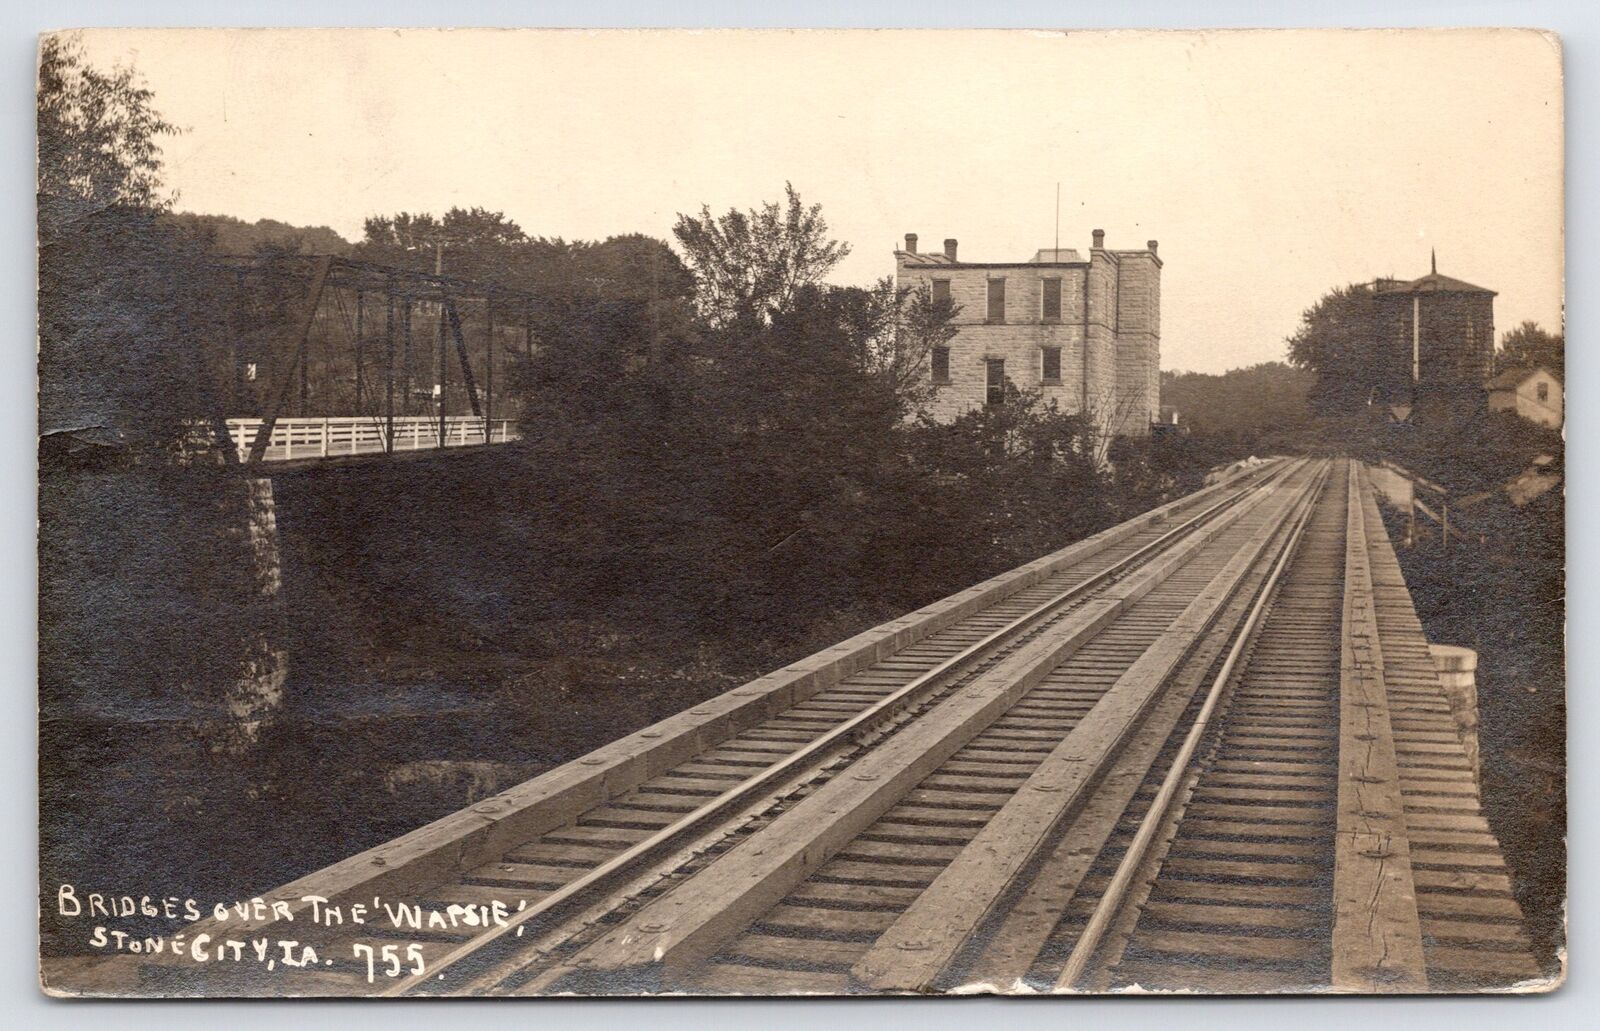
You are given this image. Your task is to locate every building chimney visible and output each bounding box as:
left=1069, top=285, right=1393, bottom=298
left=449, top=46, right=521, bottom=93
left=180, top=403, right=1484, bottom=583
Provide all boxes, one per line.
left=1147, top=240, right=1159, bottom=255
left=944, top=238, right=958, bottom=261
left=1092, top=229, right=1105, bottom=250
left=904, top=233, right=918, bottom=253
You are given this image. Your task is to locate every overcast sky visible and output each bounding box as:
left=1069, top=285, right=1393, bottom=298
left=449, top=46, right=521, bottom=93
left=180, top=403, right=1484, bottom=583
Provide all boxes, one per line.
left=77, top=28, right=1563, bottom=374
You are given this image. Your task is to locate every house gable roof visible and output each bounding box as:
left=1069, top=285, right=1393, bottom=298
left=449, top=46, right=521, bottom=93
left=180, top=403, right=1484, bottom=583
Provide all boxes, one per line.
left=1485, top=365, right=1561, bottom=390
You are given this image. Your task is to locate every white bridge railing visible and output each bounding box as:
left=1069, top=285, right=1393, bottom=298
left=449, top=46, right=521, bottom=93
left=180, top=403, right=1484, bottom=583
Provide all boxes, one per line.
left=225, top=416, right=520, bottom=463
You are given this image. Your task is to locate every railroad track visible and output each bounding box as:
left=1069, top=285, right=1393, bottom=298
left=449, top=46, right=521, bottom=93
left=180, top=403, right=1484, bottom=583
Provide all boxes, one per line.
left=387, top=455, right=1312, bottom=996
left=1078, top=462, right=1540, bottom=994
left=112, top=457, right=1538, bottom=997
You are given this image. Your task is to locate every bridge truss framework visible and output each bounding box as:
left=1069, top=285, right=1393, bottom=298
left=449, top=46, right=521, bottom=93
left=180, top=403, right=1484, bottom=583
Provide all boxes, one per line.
left=212, top=254, right=539, bottom=467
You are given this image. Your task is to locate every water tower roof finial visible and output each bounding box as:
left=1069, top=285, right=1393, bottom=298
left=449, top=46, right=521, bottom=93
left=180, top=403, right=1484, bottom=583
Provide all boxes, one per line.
left=1431, top=247, right=1437, bottom=275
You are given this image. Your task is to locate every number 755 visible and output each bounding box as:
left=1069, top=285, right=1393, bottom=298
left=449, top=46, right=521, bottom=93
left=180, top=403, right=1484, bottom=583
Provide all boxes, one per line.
left=353, top=942, right=426, bottom=982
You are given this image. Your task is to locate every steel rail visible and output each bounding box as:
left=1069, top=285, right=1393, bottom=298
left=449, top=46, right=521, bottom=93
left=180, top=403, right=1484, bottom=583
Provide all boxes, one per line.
left=385, top=459, right=1302, bottom=996
left=1052, top=458, right=1332, bottom=992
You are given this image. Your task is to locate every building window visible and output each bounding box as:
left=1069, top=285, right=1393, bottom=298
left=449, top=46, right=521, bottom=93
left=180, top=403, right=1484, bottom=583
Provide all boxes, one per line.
left=931, top=279, right=951, bottom=306
left=1042, top=278, right=1062, bottom=322
left=931, top=346, right=950, bottom=385
left=245, top=362, right=258, bottom=382
left=987, top=278, right=1006, bottom=323
left=1041, top=347, right=1062, bottom=383
left=1537, top=381, right=1550, bottom=402
left=986, top=358, right=1006, bottom=406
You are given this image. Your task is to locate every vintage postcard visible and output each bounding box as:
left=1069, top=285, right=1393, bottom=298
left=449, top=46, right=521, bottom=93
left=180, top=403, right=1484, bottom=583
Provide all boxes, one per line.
left=37, top=28, right=1564, bottom=997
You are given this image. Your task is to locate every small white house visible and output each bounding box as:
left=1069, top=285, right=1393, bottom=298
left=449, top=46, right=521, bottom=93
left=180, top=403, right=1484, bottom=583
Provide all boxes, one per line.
left=1486, top=366, right=1563, bottom=429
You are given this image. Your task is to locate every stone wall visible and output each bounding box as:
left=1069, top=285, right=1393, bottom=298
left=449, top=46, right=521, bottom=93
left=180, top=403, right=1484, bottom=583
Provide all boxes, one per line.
left=1112, top=250, right=1162, bottom=436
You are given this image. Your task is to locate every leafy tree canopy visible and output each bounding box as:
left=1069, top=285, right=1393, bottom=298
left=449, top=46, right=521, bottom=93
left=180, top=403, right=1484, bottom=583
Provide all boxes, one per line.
left=672, top=183, right=849, bottom=327
left=38, top=34, right=229, bottom=464
left=162, top=212, right=354, bottom=257
left=1161, top=362, right=1315, bottom=442
left=356, top=207, right=528, bottom=282
left=1497, top=321, right=1564, bottom=378
left=1285, top=283, right=1408, bottom=414
left=353, top=209, right=693, bottom=307
left=38, top=33, right=179, bottom=237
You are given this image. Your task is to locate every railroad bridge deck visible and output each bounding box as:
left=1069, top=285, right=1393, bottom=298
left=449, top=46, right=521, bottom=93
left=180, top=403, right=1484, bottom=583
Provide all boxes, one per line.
left=49, top=459, right=1540, bottom=997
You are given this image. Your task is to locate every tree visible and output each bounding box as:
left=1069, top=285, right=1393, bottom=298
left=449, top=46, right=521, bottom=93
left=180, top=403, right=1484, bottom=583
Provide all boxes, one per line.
left=906, top=390, right=1110, bottom=574
left=1160, top=362, right=1316, bottom=443
left=1497, top=321, right=1564, bottom=378
left=164, top=212, right=354, bottom=257
left=355, top=212, right=693, bottom=308
left=773, top=277, right=958, bottom=415
left=1285, top=283, right=1402, bottom=414
left=37, top=34, right=230, bottom=464
left=865, top=279, right=960, bottom=410
left=355, top=207, right=528, bottom=283
left=569, top=234, right=696, bottom=306
left=1081, top=380, right=1156, bottom=469
left=672, top=183, right=850, bottom=326
left=37, top=33, right=179, bottom=237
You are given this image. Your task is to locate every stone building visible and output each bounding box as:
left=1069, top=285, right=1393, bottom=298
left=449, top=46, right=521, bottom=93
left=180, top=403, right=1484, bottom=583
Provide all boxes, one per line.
left=894, top=231, right=1161, bottom=437
left=1372, top=255, right=1496, bottom=400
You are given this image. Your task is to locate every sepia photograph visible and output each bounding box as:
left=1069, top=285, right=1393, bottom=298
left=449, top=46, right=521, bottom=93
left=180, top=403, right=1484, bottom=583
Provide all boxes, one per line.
left=35, top=26, right=1565, bottom=997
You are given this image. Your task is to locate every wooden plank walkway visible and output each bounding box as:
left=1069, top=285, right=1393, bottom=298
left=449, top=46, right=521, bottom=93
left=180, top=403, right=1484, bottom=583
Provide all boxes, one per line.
left=1353, top=463, right=1542, bottom=990
left=1333, top=460, right=1429, bottom=991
